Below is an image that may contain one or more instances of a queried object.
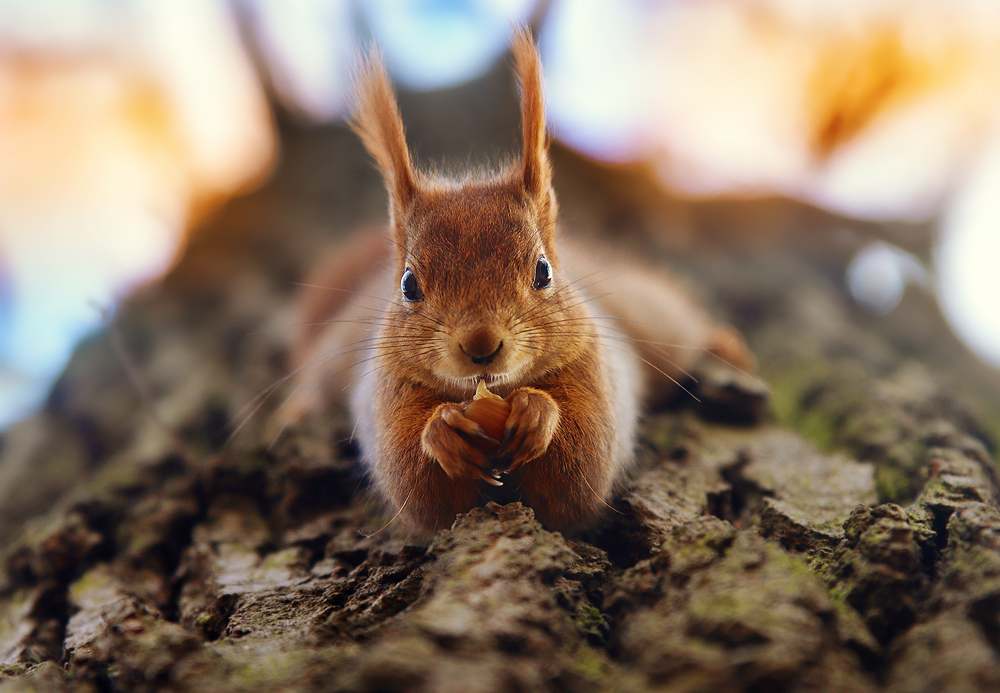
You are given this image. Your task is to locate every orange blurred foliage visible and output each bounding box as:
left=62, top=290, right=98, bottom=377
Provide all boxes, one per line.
left=807, top=27, right=971, bottom=158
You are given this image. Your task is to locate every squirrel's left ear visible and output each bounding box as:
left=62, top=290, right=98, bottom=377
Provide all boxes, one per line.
left=511, top=28, right=555, bottom=230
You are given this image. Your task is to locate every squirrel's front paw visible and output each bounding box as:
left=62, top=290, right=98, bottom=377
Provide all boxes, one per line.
left=421, top=403, right=503, bottom=485
left=497, top=387, right=560, bottom=471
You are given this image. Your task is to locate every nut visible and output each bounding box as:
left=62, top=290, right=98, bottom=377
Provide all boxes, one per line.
left=463, top=380, right=511, bottom=446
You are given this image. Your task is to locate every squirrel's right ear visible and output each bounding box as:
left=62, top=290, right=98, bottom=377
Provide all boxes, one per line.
left=351, top=49, right=417, bottom=225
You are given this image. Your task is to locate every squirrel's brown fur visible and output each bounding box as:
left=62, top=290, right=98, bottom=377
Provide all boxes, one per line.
left=287, top=29, right=753, bottom=535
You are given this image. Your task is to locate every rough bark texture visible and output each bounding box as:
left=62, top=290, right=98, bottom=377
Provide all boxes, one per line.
left=2, top=70, right=999, bottom=692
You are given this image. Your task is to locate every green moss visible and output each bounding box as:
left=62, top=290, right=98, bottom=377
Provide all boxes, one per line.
left=564, top=645, right=656, bottom=692
left=0, top=590, right=33, bottom=644
left=875, top=465, right=917, bottom=505
left=573, top=602, right=606, bottom=639
left=567, top=643, right=609, bottom=682
left=86, top=449, right=165, bottom=500
left=774, top=546, right=820, bottom=580
left=796, top=409, right=838, bottom=453
left=68, top=566, right=115, bottom=603
left=207, top=640, right=345, bottom=690
left=761, top=342, right=931, bottom=512
left=760, top=353, right=808, bottom=420
left=260, top=548, right=299, bottom=570
left=116, top=521, right=162, bottom=558
left=765, top=363, right=839, bottom=454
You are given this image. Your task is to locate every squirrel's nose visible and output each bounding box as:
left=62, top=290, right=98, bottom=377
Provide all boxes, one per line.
left=460, top=327, right=503, bottom=366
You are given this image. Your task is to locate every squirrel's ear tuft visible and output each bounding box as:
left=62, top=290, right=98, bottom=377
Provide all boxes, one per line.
left=351, top=48, right=417, bottom=226
left=511, top=27, right=552, bottom=202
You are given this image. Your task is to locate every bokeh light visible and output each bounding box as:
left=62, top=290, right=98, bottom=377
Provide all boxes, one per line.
left=937, top=129, right=1000, bottom=367
left=360, top=0, right=537, bottom=90
left=0, top=0, right=273, bottom=426
left=1, top=0, right=999, bottom=428
left=538, top=0, right=1000, bottom=367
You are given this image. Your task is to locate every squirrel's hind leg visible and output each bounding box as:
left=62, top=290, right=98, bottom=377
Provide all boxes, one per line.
left=562, top=240, right=754, bottom=399
left=283, top=232, right=394, bottom=422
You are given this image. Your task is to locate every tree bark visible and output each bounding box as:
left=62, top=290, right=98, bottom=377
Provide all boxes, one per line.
left=1, top=86, right=998, bottom=692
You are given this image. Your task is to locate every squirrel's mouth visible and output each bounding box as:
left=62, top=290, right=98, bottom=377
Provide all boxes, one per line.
left=468, top=374, right=504, bottom=387
left=451, top=372, right=509, bottom=390
left=442, top=360, right=530, bottom=394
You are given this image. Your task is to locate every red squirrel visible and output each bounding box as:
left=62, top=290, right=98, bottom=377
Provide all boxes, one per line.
left=286, top=29, right=753, bottom=535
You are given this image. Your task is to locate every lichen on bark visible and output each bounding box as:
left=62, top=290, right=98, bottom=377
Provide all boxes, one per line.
left=2, top=94, right=1000, bottom=692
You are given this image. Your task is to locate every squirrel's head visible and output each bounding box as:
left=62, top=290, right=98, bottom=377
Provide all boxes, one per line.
left=351, top=29, right=590, bottom=396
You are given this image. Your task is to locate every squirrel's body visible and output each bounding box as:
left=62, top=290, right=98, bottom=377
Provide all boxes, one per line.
left=287, top=30, right=752, bottom=535
left=336, top=202, right=642, bottom=532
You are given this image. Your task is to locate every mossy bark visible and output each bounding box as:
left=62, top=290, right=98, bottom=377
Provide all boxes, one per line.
left=1, top=82, right=999, bottom=692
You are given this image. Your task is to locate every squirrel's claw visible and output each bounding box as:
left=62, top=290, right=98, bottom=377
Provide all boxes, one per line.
left=480, top=471, right=504, bottom=486
left=441, top=407, right=495, bottom=442
left=498, top=424, right=518, bottom=456
left=496, top=387, right=559, bottom=472
left=423, top=403, right=503, bottom=485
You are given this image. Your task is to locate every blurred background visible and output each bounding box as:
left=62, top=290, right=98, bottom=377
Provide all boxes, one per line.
left=1, top=0, right=999, bottom=428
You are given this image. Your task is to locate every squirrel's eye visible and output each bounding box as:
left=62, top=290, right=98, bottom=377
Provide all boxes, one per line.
left=532, top=256, right=552, bottom=290
left=401, top=268, right=424, bottom=302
